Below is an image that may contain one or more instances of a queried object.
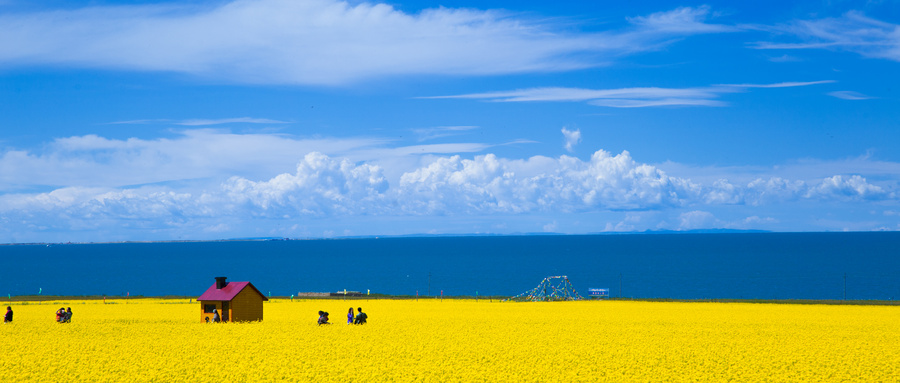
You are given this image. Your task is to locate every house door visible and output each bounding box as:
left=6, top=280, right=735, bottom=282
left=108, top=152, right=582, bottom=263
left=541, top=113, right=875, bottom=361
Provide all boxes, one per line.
left=222, top=302, right=230, bottom=322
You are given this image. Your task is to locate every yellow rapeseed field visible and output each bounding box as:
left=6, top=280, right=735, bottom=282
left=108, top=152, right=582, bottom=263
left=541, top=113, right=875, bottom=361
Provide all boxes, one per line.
left=1, top=299, right=898, bottom=382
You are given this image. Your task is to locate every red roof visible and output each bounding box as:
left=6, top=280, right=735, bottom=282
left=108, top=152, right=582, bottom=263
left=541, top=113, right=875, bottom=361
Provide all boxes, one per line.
left=198, top=281, right=268, bottom=301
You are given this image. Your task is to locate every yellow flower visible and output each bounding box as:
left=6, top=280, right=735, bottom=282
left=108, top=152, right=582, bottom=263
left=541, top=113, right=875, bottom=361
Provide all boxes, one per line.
left=0, top=299, right=897, bottom=381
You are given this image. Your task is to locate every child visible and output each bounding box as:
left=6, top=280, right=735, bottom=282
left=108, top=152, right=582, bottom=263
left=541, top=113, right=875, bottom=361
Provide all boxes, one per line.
left=318, top=311, right=331, bottom=325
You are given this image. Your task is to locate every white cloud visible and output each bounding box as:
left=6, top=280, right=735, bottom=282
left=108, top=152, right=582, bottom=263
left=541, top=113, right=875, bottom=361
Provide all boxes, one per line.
left=427, top=80, right=833, bottom=108
left=0, top=129, right=391, bottom=190
left=699, top=174, right=891, bottom=206
left=718, top=80, right=835, bottom=88
left=627, top=6, right=735, bottom=34
left=742, top=216, right=777, bottom=225
left=412, top=126, right=478, bottom=142
left=395, top=150, right=697, bottom=214
left=426, top=86, right=727, bottom=105
left=2, top=131, right=899, bottom=241
left=678, top=210, right=718, bottom=230
left=222, top=152, right=389, bottom=217
left=658, top=154, right=900, bottom=186
left=827, top=91, right=873, bottom=100
left=0, top=2, right=731, bottom=85
left=752, top=11, right=900, bottom=62
left=561, top=127, right=581, bottom=152
left=175, top=117, right=291, bottom=126
left=806, top=175, right=890, bottom=201
left=110, top=117, right=290, bottom=126
left=604, top=212, right=651, bottom=232
left=767, top=54, right=801, bottom=62
left=542, top=221, right=558, bottom=232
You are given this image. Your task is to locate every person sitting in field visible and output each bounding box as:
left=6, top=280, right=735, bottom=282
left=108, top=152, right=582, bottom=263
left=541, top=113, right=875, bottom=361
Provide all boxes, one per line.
left=354, top=307, right=367, bottom=325
left=61, top=307, right=73, bottom=323
left=317, top=311, right=330, bottom=325
left=4, top=306, right=11, bottom=323
left=55, top=307, right=66, bottom=322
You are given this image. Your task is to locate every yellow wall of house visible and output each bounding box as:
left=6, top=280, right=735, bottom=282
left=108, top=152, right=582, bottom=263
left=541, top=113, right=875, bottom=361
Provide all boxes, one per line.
left=230, top=288, right=264, bottom=322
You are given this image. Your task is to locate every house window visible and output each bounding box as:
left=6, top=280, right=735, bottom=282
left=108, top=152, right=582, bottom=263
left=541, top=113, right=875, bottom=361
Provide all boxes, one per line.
left=203, top=304, right=216, bottom=313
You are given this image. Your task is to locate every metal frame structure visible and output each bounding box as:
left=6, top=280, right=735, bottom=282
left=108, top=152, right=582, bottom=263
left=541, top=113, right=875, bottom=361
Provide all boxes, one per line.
left=507, top=275, right=584, bottom=301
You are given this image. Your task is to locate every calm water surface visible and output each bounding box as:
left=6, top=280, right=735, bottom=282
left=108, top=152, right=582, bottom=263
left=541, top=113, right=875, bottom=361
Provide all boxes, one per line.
left=2, top=232, right=898, bottom=300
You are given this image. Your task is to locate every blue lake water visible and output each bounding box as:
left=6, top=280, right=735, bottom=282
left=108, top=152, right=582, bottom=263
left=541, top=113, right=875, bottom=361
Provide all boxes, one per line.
left=2, top=232, right=899, bottom=300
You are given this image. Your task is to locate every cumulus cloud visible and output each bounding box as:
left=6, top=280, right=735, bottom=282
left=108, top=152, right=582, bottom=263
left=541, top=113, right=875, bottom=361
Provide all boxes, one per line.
left=752, top=11, right=900, bottom=62
left=806, top=175, right=889, bottom=200
left=0, top=1, right=731, bottom=85
left=2, top=131, right=899, bottom=241
left=561, top=127, right=581, bottom=152
left=427, top=80, right=833, bottom=108
left=222, top=152, right=389, bottom=216
left=396, top=150, right=699, bottom=214
left=703, top=174, right=891, bottom=205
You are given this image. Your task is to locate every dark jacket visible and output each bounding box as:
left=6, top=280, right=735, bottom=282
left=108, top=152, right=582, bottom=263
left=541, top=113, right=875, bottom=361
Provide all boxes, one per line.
left=3, top=309, right=11, bottom=322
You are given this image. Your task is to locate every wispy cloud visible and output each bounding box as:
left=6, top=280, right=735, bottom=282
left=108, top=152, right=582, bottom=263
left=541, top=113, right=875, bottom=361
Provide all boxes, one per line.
left=175, top=118, right=291, bottom=126
left=427, top=87, right=725, bottom=103
left=717, top=80, right=835, bottom=88
left=426, top=80, right=833, bottom=108
left=412, top=126, right=478, bottom=142
left=827, top=90, right=873, bottom=100
left=0, top=130, right=391, bottom=190
left=626, top=5, right=736, bottom=34
left=767, top=54, right=802, bottom=62
left=751, top=11, right=900, bottom=62
left=108, top=119, right=173, bottom=125
left=109, top=117, right=290, bottom=126
left=0, top=1, right=732, bottom=85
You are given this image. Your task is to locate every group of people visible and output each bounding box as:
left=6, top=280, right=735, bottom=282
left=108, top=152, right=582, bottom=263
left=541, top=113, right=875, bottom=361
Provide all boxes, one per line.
left=55, top=307, right=73, bottom=323
left=318, top=307, right=367, bottom=325
left=1, top=306, right=70, bottom=323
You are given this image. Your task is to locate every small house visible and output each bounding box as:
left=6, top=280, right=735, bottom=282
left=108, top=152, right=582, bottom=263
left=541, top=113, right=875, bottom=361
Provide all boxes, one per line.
left=198, top=277, right=268, bottom=322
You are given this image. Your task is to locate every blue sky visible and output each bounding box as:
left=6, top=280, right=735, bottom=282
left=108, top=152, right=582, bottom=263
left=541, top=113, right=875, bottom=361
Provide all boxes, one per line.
left=0, top=0, right=898, bottom=243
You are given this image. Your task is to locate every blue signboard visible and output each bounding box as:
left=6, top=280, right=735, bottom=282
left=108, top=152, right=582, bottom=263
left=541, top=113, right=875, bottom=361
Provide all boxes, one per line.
left=588, top=288, right=609, bottom=298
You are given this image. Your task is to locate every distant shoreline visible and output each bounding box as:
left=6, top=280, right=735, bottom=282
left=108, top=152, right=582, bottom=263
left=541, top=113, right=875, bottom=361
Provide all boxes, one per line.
left=5, top=230, right=900, bottom=247
left=3, top=295, right=898, bottom=306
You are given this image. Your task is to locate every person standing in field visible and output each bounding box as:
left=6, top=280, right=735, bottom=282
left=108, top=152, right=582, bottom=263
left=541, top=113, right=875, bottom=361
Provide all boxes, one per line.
left=212, top=309, right=220, bottom=323
left=346, top=307, right=354, bottom=325
left=3, top=306, right=11, bottom=323
left=354, top=307, right=367, bottom=325
left=55, top=307, right=65, bottom=322
left=62, top=307, right=72, bottom=323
